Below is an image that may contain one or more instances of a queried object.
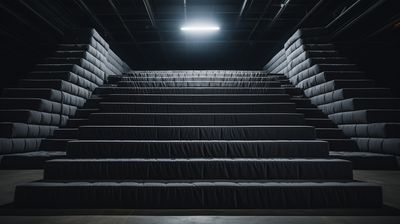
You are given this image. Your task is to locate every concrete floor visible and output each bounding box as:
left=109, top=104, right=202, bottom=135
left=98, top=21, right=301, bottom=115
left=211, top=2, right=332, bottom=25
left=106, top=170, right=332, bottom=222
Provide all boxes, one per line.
left=0, top=170, right=399, bottom=223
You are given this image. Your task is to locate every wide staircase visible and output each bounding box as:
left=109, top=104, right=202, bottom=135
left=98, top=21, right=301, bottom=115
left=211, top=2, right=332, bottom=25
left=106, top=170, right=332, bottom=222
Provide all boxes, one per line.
left=14, top=70, right=382, bottom=208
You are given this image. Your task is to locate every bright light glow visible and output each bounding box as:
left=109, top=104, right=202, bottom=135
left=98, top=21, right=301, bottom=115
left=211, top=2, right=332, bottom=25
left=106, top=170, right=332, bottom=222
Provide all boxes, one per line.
left=181, top=25, right=220, bottom=32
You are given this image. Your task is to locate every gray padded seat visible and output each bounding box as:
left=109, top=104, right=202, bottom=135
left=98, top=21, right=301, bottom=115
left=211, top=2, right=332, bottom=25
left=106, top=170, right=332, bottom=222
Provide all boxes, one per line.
left=29, top=71, right=100, bottom=90
left=338, top=123, right=400, bottom=138
left=329, top=109, right=400, bottom=124
left=2, top=88, right=86, bottom=107
left=304, top=80, right=375, bottom=97
left=310, top=88, right=392, bottom=105
left=66, top=140, right=329, bottom=158
left=0, top=110, right=68, bottom=126
left=318, top=98, right=400, bottom=114
left=19, top=79, right=91, bottom=99
left=0, top=98, right=77, bottom=116
left=297, top=71, right=366, bottom=90
left=353, top=138, right=400, bottom=155
left=289, top=64, right=360, bottom=85
left=34, top=63, right=104, bottom=85
left=0, top=138, right=43, bottom=154
left=0, top=122, right=57, bottom=138
left=88, top=113, right=305, bottom=126
left=78, top=126, right=316, bottom=140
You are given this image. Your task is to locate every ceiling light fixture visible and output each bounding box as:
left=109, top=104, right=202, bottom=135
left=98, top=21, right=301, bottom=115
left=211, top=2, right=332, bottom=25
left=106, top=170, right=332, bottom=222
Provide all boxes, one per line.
left=181, top=25, right=220, bottom=32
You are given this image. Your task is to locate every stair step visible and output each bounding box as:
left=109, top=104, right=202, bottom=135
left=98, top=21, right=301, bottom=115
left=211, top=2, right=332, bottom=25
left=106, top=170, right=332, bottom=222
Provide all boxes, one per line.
left=75, top=109, right=99, bottom=118
left=305, top=118, right=336, bottom=128
left=330, top=151, right=399, bottom=170
left=321, top=139, right=359, bottom=151
left=108, top=76, right=286, bottom=82
left=316, top=128, right=346, bottom=139
left=100, top=103, right=297, bottom=113
left=66, top=119, right=89, bottom=128
left=43, top=158, right=353, bottom=180
left=103, top=94, right=291, bottom=103
left=51, top=128, right=78, bottom=139
left=39, top=139, right=75, bottom=151
left=290, top=98, right=313, bottom=107
left=296, top=108, right=326, bottom=118
left=88, top=113, right=306, bottom=125
left=93, top=87, right=288, bottom=95
left=66, top=140, right=329, bottom=158
left=14, top=181, right=382, bottom=208
left=117, top=81, right=282, bottom=87
left=78, top=126, right=317, bottom=140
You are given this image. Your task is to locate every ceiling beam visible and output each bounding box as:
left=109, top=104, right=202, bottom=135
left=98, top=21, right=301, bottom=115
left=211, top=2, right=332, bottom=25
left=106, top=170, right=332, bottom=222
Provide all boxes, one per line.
left=19, top=0, right=64, bottom=36
left=73, top=0, right=114, bottom=40
left=108, top=0, right=139, bottom=49
left=246, top=0, right=273, bottom=40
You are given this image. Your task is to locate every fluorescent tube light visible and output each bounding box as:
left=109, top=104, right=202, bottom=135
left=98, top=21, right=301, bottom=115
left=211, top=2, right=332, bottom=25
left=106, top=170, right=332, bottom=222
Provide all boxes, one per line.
left=181, top=26, right=220, bottom=32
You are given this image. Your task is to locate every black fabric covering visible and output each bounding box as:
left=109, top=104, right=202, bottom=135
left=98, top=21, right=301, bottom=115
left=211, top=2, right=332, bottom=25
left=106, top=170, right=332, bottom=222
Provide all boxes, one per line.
left=117, top=81, right=282, bottom=87
left=2, top=88, right=86, bottom=107
left=318, top=98, right=400, bottom=114
left=0, top=98, right=77, bottom=116
left=103, top=94, right=291, bottom=103
left=0, top=151, right=66, bottom=169
left=0, top=110, right=68, bottom=126
left=329, top=109, right=400, bottom=124
left=109, top=76, right=285, bottom=82
left=94, top=87, right=287, bottom=95
left=0, top=122, right=57, bottom=138
left=78, top=126, right=316, bottom=140
left=44, top=158, right=353, bottom=180
left=338, top=123, right=400, bottom=138
left=329, top=151, right=399, bottom=170
left=0, top=138, right=43, bottom=154
left=310, top=88, right=392, bottom=105
left=99, top=103, right=296, bottom=113
left=88, top=113, right=305, bottom=125
left=15, top=181, right=382, bottom=208
left=66, top=140, right=329, bottom=158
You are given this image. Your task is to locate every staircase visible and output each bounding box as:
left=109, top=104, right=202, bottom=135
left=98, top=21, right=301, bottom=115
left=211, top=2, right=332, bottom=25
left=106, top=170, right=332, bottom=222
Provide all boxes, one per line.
left=14, top=70, right=382, bottom=209
left=264, top=28, right=400, bottom=169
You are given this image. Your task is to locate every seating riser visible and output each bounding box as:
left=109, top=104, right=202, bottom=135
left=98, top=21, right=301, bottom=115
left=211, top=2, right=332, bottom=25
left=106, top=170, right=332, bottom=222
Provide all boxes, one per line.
left=78, top=126, right=317, bottom=140
left=66, top=140, right=329, bottom=158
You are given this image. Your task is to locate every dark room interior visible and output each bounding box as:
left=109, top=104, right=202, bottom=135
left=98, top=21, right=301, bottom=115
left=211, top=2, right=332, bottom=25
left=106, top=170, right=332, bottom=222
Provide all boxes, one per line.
left=0, top=0, right=400, bottom=223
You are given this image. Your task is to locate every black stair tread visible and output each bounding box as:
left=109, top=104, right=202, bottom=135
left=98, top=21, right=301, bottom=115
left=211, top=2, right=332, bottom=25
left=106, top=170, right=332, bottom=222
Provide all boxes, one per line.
left=103, top=94, right=291, bottom=103
left=328, top=109, right=400, bottom=124
left=77, top=125, right=317, bottom=140
left=14, top=181, right=382, bottom=208
left=0, top=151, right=66, bottom=169
left=93, top=87, right=288, bottom=95
left=88, top=113, right=306, bottom=125
left=100, top=102, right=297, bottom=113
left=66, top=140, right=329, bottom=158
left=329, top=151, right=399, bottom=170
left=43, top=158, right=353, bottom=180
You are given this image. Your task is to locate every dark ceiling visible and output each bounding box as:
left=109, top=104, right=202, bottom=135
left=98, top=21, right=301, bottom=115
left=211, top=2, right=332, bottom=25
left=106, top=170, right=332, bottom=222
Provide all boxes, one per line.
left=0, top=0, right=399, bottom=72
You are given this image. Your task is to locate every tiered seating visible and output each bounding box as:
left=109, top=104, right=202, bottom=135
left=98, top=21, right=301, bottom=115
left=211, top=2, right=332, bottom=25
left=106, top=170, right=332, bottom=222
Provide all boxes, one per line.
left=0, top=29, right=130, bottom=167
left=14, top=70, right=382, bottom=208
left=263, top=28, right=400, bottom=168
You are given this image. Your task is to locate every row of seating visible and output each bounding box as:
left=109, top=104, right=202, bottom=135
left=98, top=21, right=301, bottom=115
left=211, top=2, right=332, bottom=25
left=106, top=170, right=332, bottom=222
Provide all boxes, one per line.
left=263, top=28, right=400, bottom=160
left=13, top=71, right=383, bottom=208
left=0, top=29, right=130, bottom=156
